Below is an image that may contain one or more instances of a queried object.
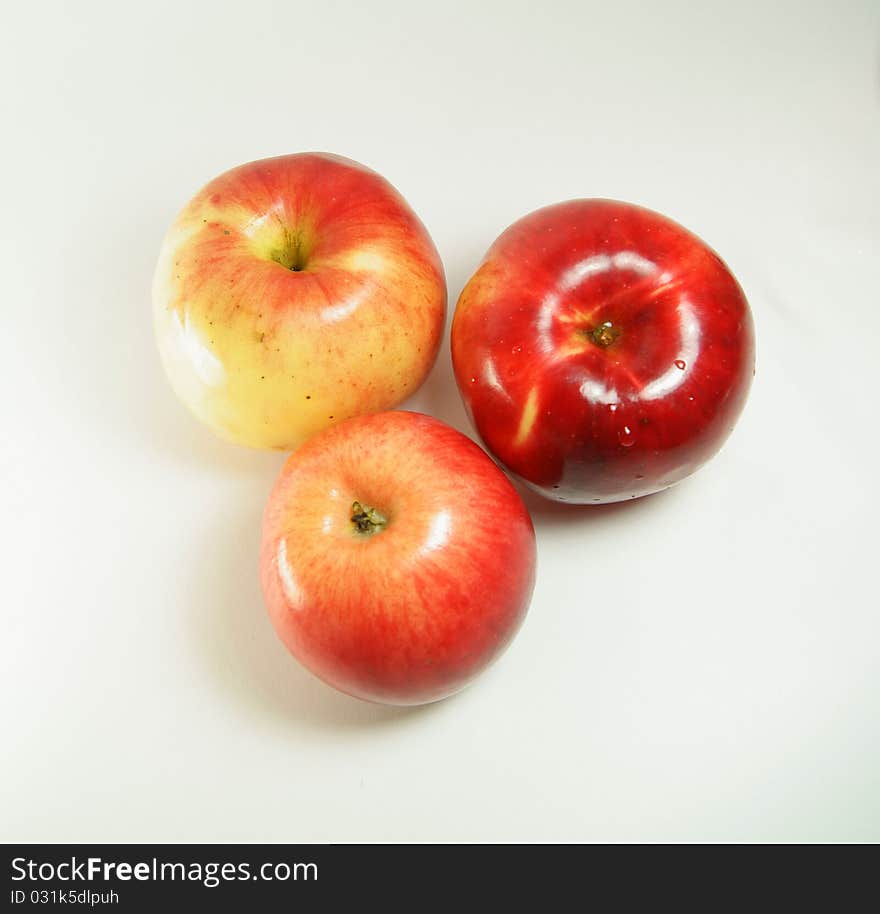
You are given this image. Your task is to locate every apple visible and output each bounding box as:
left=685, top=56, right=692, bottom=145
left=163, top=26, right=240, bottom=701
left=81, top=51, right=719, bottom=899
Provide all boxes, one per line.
left=153, top=153, right=446, bottom=450
left=260, top=411, right=536, bottom=705
left=451, top=199, right=755, bottom=504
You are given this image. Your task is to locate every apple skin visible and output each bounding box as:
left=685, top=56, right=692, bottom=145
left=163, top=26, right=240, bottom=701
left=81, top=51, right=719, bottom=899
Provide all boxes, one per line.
left=451, top=199, right=755, bottom=504
left=153, top=153, right=446, bottom=450
left=260, top=411, right=536, bottom=705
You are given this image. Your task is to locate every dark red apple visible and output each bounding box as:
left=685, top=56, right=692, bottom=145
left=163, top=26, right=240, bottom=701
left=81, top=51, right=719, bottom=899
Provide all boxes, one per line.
left=260, top=411, right=536, bottom=705
left=451, top=199, right=755, bottom=504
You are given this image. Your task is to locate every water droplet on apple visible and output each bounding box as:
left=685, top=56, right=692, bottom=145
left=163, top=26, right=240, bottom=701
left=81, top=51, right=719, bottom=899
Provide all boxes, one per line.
left=511, top=344, right=522, bottom=354
left=619, top=426, right=635, bottom=447
left=674, top=359, right=686, bottom=370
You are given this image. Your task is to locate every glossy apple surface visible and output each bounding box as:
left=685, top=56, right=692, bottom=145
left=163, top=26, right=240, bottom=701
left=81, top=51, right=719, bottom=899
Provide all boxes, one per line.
left=451, top=199, right=755, bottom=504
left=260, top=411, right=536, bottom=705
left=153, top=153, right=446, bottom=450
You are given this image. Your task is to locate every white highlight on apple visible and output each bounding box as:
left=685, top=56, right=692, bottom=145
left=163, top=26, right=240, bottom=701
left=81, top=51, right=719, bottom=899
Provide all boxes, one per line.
left=560, top=254, right=612, bottom=291
left=559, top=251, right=656, bottom=293
left=345, top=249, right=387, bottom=274
left=482, top=357, right=511, bottom=402
left=639, top=298, right=702, bottom=401
left=240, top=203, right=286, bottom=239
left=277, top=538, right=304, bottom=608
left=319, top=287, right=367, bottom=323
left=535, top=292, right=559, bottom=355
left=421, top=510, right=452, bottom=554
left=578, top=378, right=620, bottom=405
left=171, top=311, right=226, bottom=388
left=609, top=251, right=657, bottom=276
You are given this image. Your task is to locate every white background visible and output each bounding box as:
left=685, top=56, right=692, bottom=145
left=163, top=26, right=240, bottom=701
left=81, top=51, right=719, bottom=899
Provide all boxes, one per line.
left=2, top=0, right=878, bottom=842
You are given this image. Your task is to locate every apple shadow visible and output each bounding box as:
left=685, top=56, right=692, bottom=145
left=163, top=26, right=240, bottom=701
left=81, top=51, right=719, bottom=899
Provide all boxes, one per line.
left=515, top=480, right=680, bottom=530
left=188, top=494, right=446, bottom=733
left=147, top=374, right=278, bottom=474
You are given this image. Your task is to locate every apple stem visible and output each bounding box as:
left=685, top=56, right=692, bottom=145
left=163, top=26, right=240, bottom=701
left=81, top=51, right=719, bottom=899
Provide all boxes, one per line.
left=270, top=228, right=311, bottom=272
left=351, top=501, right=388, bottom=535
left=587, top=321, right=621, bottom=348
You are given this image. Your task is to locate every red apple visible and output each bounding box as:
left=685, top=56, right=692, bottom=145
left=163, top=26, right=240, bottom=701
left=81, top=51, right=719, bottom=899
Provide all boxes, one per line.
left=260, top=411, right=536, bottom=705
left=451, top=199, right=755, bottom=504
left=153, top=153, right=446, bottom=450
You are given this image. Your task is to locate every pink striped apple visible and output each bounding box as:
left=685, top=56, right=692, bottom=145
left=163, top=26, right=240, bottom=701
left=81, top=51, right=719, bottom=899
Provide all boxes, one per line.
left=260, top=411, right=536, bottom=705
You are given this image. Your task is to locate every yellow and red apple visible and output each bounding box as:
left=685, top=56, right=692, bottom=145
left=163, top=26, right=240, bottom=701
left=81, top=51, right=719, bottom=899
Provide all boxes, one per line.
left=153, top=153, right=446, bottom=449
left=260, top=411, right=537, bottom=705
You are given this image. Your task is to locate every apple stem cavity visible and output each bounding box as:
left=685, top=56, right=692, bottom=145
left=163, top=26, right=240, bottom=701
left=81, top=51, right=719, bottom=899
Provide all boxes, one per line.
left=270, top=227, right=312, bottom=272
left=586, top=320, right=621, bottom=348
left=350, top=501, right=388, bottom=535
